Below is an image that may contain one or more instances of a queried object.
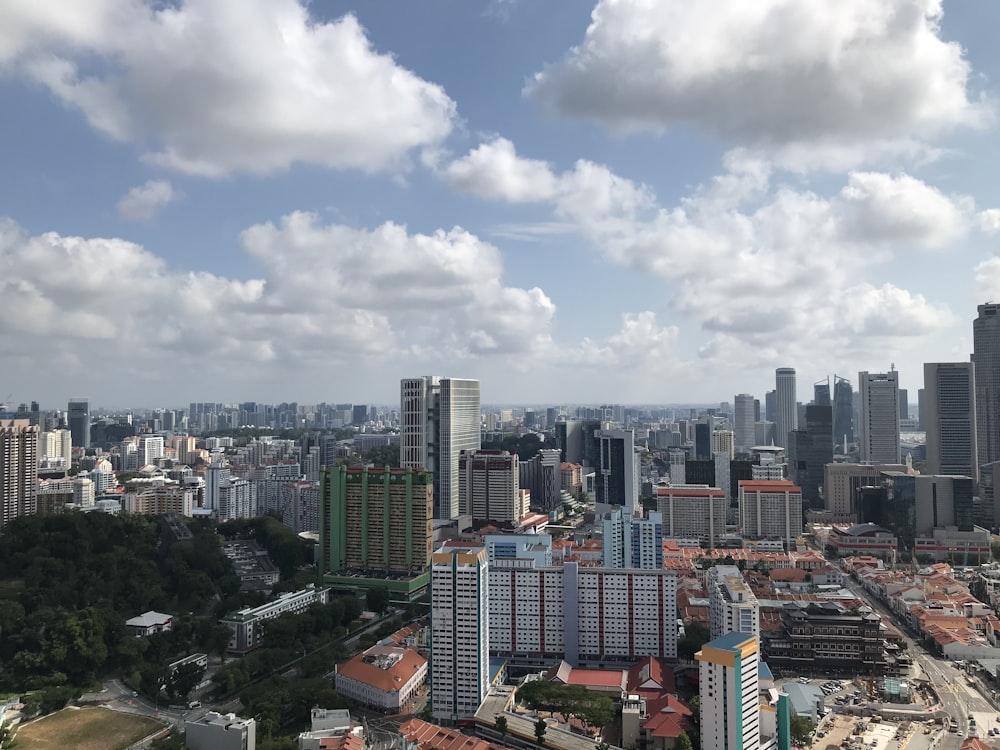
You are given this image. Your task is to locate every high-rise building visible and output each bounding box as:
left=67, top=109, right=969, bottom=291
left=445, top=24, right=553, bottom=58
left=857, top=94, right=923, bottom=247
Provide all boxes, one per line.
left=602, top=508, right=663, bottom=569
left=924, top=362, right=978, bottom=478
left=596, top=429, right=638, bottom=510
left=697, top=634, right=763, bottom=750
left=898, top=389, right=909, bottom=421
left=138, top=435, right=165, bottom=468
left=39, top=428, right=72, bottom=469
left=878, top=472, right=975, bottom=549
left=668, top=449, right=686, bottom=485
left=738, top=480, right=803, bottom=548
left=823, top=462, right=911, bottom=519
left=813, top=379, right=831, bottom=406
left=430, top=543, right=489, bottom=723
left=764, top=390, right=776, bottom=423
left=655, top=484, right=727, bottom=548
left=974, top=303, right=1000, bottom=471
left=695, top=420, right=712, bottom=459
left=917, top=388, right=926, bottom=430
left=352, top=404, right=368, bottom=426
left=68, top=398, right=90, bottom=449
left=400, top=376, right=480, bottom=520
left=0, top=417, right=39, bottom=527
left=786, top=404, right=832, bottom=508
left=708, top=565, right=759, bottom=640
left=833, top=376, right=854, bottom=448
left=519, top=449, right=562, bottom=511
left=734, top=394, right=756, bottom=453
left=858, top=371, right=901, bottom=463
left=318, top=465, right=433, bottom=577
left=459, top=449, right=527, bottom=524
left=555, top=419, right=584, bottom=464
left=711, top=429, right=735, bottom=460
left=774, top=368, right=797, bottom=449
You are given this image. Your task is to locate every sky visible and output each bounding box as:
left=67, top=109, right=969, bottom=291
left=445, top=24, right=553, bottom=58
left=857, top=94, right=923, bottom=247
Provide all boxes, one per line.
left=2, top=0, right=1000, bottom=409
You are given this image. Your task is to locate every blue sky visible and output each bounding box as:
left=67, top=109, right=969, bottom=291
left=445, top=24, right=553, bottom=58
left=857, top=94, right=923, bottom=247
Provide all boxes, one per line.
left=1, top=0, right=999, bottom=409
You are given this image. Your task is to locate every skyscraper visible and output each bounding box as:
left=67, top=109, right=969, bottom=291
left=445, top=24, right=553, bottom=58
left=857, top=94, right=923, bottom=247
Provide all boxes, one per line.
left=459, top=449, right=525, bottom=523
left=697, top=633, right=763, bottom=750
left=833, top=375, right=854, bottom=448
left=764, top=390, right=776, bottom=423
left=734, top=394, right=756, bottom=453
left=602, top=508, right=663, bottom=569
left=974, top=303, right=1000, bottom=471
left=596, top=428, right=638, bottom=510
left=898, top=389, right=909, bottom=421
left=858, top=371, right=900, bottom=464
left=774, top=368, right=797, bottom=449
left=813, top=379, right=831, bottom=406
left=787, top=404, right=833, bottom=508
left=0, top=417, right=39, bottom=527
left=400, top=376, right=481, bottom=520
left=923, top=362, right=978, bottom=478
left=68, top=398, right=90, bottom=449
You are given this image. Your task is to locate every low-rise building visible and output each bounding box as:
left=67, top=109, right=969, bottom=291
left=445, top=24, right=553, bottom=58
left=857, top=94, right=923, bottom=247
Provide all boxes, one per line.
left=827, top=524, right=898, bottom=557
left=221, top=585, right=330, bottom=654
left=296, top=708, right=363, bottom=750
left=185, top=712, right=255, bottom=750
left=125, top=611, right=173, bottom=637
left=762, top=602, right=888, bottom=674
left=334, top=646, right=427, bottom=712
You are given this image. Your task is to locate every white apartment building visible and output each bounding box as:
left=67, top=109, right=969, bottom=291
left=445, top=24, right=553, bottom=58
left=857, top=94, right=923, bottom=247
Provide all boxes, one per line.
left=711, top=430, right=735, bottom=460
left=738, top=480, right=803, bottom=548
left=487, top=559, right=678, bottom=665
left=124, top=482, right=196, bottom=516
left=430, top=544, right=489, bottom=723
left=655, top=485, right=727, bottom=548
left=602, top=508, right=663, bottom=569
left=205, top=462, right=256, bottom=520
left=138, top=435, right=165, bottom=468
left=39, top=428, right=72, bottom=469
left=220, top=585, right=330, bottom=654
left=708, top=565, right=760, bottom=640
left=698, top=633, right=761, bottom=750
left=185, top=712, right=255, bottom=750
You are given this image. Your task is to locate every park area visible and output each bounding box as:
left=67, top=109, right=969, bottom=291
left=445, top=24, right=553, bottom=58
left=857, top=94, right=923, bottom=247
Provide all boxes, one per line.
left=15, top=706, right=162, bottom=750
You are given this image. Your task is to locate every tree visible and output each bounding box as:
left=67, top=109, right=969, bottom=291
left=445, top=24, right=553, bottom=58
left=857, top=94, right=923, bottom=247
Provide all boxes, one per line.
left=534, top=718, right=547, bottom=747
left=789, top=715, right=814, bottom=746
left=363, top=445, right=400, bottom=468
left=675, top=732, right=693, bottom=750
left=366, top=587, right=389, bottom=615
left=495, top=715, right=508, bottom=743
left=677, top=621, right=711, bottom=661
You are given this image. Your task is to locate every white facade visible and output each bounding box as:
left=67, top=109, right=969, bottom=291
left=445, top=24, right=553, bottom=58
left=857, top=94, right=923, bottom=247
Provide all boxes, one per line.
left=775, top=368, right=797, bottom=450
left=655, top=485, right=727, bottom=548
left=712, top=430, right=735, bottom=460
left=138, top=435, right=165, bottom=468
left=221, top=585, right=330, bottom=653
left=401, top=376, right=481, bottom=520
left=708, top=565, right=760, bottom=640
left=39, top=428, right=72, bottom=468
left=738, top=481, right=803, bottom=548
left=205, top=462, right=256, bottom=519
left=185, top=712, right=255, bottom=750
left=858, top=371, right=901, bottom=464
left=458, top=449, right=521, bottom=522
left=334, top=647, right=427, bottom=712
left=602, top=508, right=662, bottom=569
left=923, top=362, right=978, bottom=478
left=431, top=545, right=489, bottom=722
left=487, top=559, right=678, bottom=665
left=698, top=634, right=761, bottom=750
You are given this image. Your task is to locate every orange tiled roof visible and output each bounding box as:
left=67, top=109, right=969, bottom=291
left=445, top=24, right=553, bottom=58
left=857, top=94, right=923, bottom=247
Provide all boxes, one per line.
left=399, top=719, right=503, bottom=750
left=336, top=648, right=426, bottom=693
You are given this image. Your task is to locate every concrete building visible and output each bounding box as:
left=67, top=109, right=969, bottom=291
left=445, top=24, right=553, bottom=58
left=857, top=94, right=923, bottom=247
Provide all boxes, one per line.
left=974, top=303, right=1000, bottom=472
left=711, top=430, right=735, bottom=460
left=138, top=435, right=165, bottom=468
left=876, top=472, right=976, bottom=549
left=708, top=565, right=760, bottom=640
left=185, top=712, right=256, bottom=750
left=519, top=449, right=562, bottom=511
left=555, top=420, right=584, bottom=465
left=774, top=368, right=797, bottom=450
left=560, top=462, right=583, bottom=496
left=334, top=646, right=427, bottom=712
left=0, top=417, right=39, bottom=526
left=126, top=611, right=173, bottom=637
left=430, top=544, right=489, bottom=723
left=833, top=376, right=854, bottom=448
left=39, top=428, right=72, bottom=469
left=68, top=398, right=90, bottom=449
left=738, top=480, right=803, bottom=548
left=401, top=376, right=481, bottom=520
left=858, top=371, right=901, bottom=464
left=459, top=449, right=525, bottom=524
left=204, top=462, right=256, bottom=520
left=602, top=508, right=663, bottom=569
left=786, top=404, right=832, bottom=509
left=823, top=462, right=911, bottom=519
left=734, top=394, right=756, bottom=454
left=761, top=604, right=885, bottom=675
left=318, top=465, right=433, bottom=583
left=221, top=585, right=330, bottom=654
left=596, top=429, right=638, bottom=511
left=923, top=362, right=978, bottom=478
left=698, top=633, right=764, bottom=750
left=655, top=484, right=727, bottom=549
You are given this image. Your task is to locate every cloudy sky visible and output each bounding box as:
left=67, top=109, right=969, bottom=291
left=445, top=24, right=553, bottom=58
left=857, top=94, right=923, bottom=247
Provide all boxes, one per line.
left=2, top=0, right=999, bottom=409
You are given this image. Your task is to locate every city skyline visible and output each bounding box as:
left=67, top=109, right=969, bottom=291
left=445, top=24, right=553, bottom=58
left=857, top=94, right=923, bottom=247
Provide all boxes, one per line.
left=2, top=2, right=1000, bottom=405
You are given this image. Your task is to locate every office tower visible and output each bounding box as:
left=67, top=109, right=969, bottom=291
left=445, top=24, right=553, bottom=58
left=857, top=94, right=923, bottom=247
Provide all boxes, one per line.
left=318, top=465, right=433, bottom=577
left=879, top=472, right=975, bottom=548
left=351, top=404, right=368, bottom=426
left=754, top=399, right=761, bottom=422
left=430, top=543, right=489, bottom=723
left=774, top=368, right=797, bottom=449
left=898, top=389, right=909, bottom=421
left=668, top=449, right=686, bottom=485
left=204, top=462, right=256, bottom=520
left=711, top=429, right=735, bottom=459
left=694, top=420, right=712, bottom=459
left=786, top=404, right=833, bottom=508
left=138, top=435, right=164, bottom=467
left=708, top=565, right=760, bottom=640
left=0, top=417, right=39, bottom=527
left=924, top=363, right=978, bottom=478
left=602, top=508, right=663, bottom=569
left=714, top=452, right=731, bottom=502
left=814, top=379, right=831, bottom=406
left=917, top=388, right=926, bottom=430
left=734, top=394, right=756, bottom=453
left=68, top=398, right=90, bottom=449
left=738, top=480, right=803, bottom=548
left=459, top=449, right=526, bottom=524
left=655, top=485, right=726, bottom=548
left=858, top=371, right=901, bottom=463
left=764, top=390, right=776, bottom=423
left=596, top=429, right=638, bottom=510
left=519, top=448, right=561, bottom=511
left=833, top=376, right=854, bottom=448
left=975, top=303, right=1000, bottom=471
left=697, top=633, right=762, bottom=750
left=400, top=376, right=480, bottom=520
left=823, top=462, right=910, bottom=518
left=555, top=419, right=583, bottom=464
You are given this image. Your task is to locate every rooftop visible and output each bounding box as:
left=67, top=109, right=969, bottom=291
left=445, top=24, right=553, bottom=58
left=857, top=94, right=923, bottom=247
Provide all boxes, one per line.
left=702, top=632, right=755, bottom=652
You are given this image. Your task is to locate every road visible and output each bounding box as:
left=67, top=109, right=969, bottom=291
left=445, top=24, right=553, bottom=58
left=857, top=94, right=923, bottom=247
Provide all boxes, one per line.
left=840, top=574, right=996, bottom=750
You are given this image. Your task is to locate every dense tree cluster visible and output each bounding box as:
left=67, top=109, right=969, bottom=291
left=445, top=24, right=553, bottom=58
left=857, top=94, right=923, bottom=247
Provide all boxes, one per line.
left=516, top=680, right=616, bottom=730
left=0, top=513, right=239, bottom=691
left=480, top=433, right=557, bottom=461
left=218, top=515, right=311, bottom=578
left=677, top=621, right=711, bottom=661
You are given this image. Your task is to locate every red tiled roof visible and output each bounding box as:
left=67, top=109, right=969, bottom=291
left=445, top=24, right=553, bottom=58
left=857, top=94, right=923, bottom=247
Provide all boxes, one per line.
left=399, top=719, right=503, bottom=750
left=642, top=694, right=694, bottom=739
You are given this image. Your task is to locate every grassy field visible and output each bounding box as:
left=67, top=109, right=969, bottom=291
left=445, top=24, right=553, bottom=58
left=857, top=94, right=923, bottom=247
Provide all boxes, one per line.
left=15, top=707, right=163, bottom=750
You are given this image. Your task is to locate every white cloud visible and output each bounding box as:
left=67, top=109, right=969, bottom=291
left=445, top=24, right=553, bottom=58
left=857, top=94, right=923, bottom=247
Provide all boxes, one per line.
left=978, top=209, right=1000, bottom=234
left=525, top=0, right=986, bottom=166
left=0, top=214, right=556, bottom=391
left=444, top=138, right=559, bottom=203
left=576, top=312, right=679, bottom=367
left=4, top=0, right=456, bottom=176
left=116, top=180, right=176, bottom=220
